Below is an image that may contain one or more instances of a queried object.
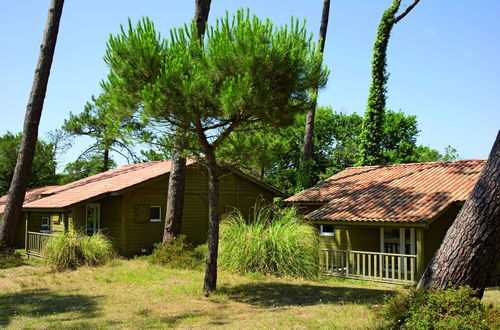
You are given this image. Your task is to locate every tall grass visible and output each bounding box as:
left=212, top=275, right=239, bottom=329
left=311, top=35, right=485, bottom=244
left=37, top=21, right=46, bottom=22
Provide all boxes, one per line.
left=219, top=202, right=320, bottom=279
left=43, top=230, right=115, bottom=271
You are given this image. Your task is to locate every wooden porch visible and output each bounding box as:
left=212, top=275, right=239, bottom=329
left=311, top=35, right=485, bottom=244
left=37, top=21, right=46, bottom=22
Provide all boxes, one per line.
left=26, top=231, right=52, bottom=258
left=320, top=248, right=419, bottom=284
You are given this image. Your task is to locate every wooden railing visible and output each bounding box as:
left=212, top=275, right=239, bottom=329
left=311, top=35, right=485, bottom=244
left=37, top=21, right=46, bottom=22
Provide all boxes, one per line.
left=26, top=231, right=52, bottom=258
left=321, top=249, right=417, bottom=284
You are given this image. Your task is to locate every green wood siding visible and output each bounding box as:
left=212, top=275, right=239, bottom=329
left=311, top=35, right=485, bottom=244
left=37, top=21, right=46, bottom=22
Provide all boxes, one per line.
left=423, top=204, right=461, bottom=266
left=100, top=196, right=122, bottom=251
left=124, top=177, right=168, bottom=255
left=118, top=167, right=279, bottom=255
left=318, top=225, right=380, bottom=252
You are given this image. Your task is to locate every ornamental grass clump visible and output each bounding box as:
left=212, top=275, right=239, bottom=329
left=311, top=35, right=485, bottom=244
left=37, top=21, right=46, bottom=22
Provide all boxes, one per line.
left=219, top=202, right=320, bottom=279
left=43, top=230, right=115, bottom=271
left=80, top=232, right=116, bottom=266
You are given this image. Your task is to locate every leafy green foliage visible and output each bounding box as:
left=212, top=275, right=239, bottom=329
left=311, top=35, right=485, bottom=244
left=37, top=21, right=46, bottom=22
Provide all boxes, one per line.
left=0, top=132, right=58, bottom=195
left=102, top=10, right=326, bottom=166
left=62, top=95, right=139, bottom=178
left=219, top=202, right=320, bottom=279
left=234, top=107, right=457, bottom=195
left=380, top=287, right=500, bottom=329
left=0, top=249, right=23, bottom=269
left=61, top=153, right=117, bottom=184
left=43, top=231, right=115, bottom=271
left=149, top=235, right=205, bottom=270
left=359, top=0, right=401, bottom=166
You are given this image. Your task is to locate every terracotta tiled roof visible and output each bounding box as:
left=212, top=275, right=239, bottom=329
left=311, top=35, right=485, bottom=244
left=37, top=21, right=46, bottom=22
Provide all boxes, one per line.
left=0, top=186, right=59, bottom=214
left=20, top=160, right=201, bottom=209
left=285, top=159, right=486, bottom=223
left=0, top=160, right=195, bottom=211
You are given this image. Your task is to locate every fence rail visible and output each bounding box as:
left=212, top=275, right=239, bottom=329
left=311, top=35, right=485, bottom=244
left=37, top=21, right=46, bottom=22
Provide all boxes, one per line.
left=26, top=231, right=52, bottom=258
left=321, top=249, right=417, bottom=284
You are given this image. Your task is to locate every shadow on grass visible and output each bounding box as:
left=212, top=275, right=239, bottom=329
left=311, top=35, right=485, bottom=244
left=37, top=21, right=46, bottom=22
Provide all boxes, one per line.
left=0, top=288, right=101, bottom=326
left=219, top=282, right=396, bottom=307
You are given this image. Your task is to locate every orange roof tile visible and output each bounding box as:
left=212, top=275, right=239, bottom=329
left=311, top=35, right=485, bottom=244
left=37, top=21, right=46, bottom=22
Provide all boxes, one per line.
left=22, top=160, right=200, bottom=209
left=0, top=186, right=59, bottom=214
left=0, top=160, right=197, bottom=212
left=285, top=159, right=486, bottom=223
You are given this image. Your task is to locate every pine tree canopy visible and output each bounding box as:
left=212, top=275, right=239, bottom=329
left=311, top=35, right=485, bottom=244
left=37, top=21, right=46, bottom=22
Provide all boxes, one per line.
left=102, top=9, right=328, bottom=163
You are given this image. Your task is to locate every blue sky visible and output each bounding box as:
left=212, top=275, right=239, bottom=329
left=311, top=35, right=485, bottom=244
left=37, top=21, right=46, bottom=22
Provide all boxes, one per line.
left=0, top=0, right=498, bottom=170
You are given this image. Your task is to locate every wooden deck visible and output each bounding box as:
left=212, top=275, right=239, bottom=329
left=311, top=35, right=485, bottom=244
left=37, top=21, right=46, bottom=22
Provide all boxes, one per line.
left=321, top=249, right=418, bottom=284
left=26, top=231, right=52, bottom=258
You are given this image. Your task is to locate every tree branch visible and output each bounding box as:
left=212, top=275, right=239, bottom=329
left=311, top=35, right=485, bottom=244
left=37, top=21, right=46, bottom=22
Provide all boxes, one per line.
left=393, top=0, right=421, bottom=24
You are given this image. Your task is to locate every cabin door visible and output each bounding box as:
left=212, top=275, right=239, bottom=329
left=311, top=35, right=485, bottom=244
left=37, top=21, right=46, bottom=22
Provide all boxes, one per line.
left=86, top=203, right=101, bottom=236
left=380, top=228, right=415, bottom=255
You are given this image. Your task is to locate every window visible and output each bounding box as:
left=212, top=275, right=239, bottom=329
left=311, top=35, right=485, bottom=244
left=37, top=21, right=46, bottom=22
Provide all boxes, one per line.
left=41, top=216, right=50, bottom=229
left=149, top=206, right=162, bottom=222
left=319, top=224, right=334, bottom=236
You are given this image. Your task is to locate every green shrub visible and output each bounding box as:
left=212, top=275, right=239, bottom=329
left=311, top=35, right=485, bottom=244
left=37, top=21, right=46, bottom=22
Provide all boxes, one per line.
left=149, top=235, right=204, bottom=269
left=0, top=249, right=23, bottom=269
left=380, top=286, right=500, bottom=329
left=43, top=230, right=115, bottom=271
left=218, top=202, right=320, bottom=279
left=80, top=232, right=116, bottom=266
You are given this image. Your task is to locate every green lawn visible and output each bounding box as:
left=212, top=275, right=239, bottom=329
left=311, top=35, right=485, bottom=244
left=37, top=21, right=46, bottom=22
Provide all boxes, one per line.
left=0, top=259, right=498, bottom=329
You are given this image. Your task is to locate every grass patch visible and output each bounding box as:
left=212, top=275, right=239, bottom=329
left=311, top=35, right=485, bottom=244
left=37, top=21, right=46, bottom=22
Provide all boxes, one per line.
left=0, top=259, right=498, bottom=329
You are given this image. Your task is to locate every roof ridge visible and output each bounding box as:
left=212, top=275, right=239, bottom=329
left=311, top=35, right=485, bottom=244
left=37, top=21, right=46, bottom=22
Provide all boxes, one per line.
left=345, top=158, right=487, bottom=170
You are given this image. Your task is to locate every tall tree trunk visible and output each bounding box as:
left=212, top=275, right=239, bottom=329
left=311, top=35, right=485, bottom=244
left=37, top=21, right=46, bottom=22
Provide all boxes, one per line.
left=163, top=144, right=186, bottom=241
left=0, top=0, right=64, bottom=249
left=203, top=150, right=220, bottom=294
left=297, top=0, right=330, bottom=191
left=358, top=0, right=420, bottom=166
left=163, top=0, right=212, bottom=242
left=102, top=146, right=110, bottom=172
left=417, top=130, right=500, bottom=298
left=194, top=0, right=212, bottom=35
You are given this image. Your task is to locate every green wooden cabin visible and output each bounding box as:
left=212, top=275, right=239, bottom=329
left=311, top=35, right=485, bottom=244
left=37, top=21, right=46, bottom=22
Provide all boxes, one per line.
left=286, top=159, right=499, bottom=284
left=0, top=160, right=280, bottom=257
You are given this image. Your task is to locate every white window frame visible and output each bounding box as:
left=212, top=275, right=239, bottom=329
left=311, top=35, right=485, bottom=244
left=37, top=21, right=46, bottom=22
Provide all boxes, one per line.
left=149, top=206, right=162, bottom=222
left=41, top=216, right=50, bottom=229
left=319, top=224, right=334, bottom=236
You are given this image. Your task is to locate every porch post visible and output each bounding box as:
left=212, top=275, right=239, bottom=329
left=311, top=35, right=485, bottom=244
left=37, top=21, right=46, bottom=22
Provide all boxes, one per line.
left=416, top=228, right=425, bottom=279
left=379, top=227, right=384, bottom=252
left=25, top=212, right=29, bottom=256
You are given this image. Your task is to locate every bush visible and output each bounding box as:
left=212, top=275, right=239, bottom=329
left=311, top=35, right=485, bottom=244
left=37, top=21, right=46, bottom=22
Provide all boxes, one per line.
left=43, top=230, right=115, bottom=271
left=0, top=249, right=23, bottom=269
left=149, top=235, right=204, bottom=270
left=380, top=286, right=500, bottom=329
left=218, top=202, right=320, bottom=279
left=80, top=232, right=116, bottom=266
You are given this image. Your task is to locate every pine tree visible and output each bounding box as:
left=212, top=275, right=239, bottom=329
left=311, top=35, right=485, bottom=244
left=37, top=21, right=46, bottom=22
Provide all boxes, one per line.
left=102, top=10, right=326, bottom=293
left=0, top=0, right=65, bottom=249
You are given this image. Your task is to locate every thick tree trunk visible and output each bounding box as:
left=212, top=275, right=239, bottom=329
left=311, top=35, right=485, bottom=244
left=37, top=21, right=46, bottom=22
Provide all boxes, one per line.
left=163, top=145, right=186, bottom=241
left=417, top=130, right=500, bottom=298
left=0, top=0, right=64, bottom=249
left=298, top=0, right=330, bottom=189
left=162, top=0, right=211, bottom=242
left=203, top=152, right=220, bottom=294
